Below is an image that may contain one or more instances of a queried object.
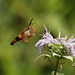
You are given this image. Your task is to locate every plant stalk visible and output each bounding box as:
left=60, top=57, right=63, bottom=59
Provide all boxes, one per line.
left=54, top=58, right=59, bottom=75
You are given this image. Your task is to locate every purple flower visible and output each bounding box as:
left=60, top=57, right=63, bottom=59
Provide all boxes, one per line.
left=35, top=25, right=75, bottom=56
left=35, top=39, right=49, bottom=53
left=60, top=35, right=75, bottom=56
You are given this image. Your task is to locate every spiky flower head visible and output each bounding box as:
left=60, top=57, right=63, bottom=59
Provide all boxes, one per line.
left=35, top=25, right=75, bottom=56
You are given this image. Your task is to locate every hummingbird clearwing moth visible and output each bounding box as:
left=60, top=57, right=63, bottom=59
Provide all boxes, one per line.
left=10, top=18, right=34, bottom=46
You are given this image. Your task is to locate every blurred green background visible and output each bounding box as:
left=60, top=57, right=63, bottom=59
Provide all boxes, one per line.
left=0, top=0, right=75, bottom=75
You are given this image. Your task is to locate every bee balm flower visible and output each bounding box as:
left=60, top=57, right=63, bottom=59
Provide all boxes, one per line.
left=35, top=25, right=75, bottom=56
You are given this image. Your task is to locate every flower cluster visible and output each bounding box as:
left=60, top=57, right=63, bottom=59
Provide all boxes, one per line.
left=35, top=25, right=75, bottom=56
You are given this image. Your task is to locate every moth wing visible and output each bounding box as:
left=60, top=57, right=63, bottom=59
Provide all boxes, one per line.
left=22, top=37, right=29, bottom=42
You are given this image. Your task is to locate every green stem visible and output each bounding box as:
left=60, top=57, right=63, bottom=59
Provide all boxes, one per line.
left=54, top=58, right=59, bottom=75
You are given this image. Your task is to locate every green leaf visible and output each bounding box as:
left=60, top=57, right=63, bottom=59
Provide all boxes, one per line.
left=35, top=54, right=51, bottom=61
left=53, top=53, right=73, bottom=62
left=63, top=56, right=73, bottom=62
left=53, top=52, right=61, bottom=57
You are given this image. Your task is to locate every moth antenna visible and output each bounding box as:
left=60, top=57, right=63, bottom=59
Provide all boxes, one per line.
left=27, top=18, right=33, bottom=30
left=28, top=18, right=33, bottom=27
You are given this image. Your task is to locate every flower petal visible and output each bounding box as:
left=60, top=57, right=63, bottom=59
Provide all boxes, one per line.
left=67, top=35, right=75, bottom=43
left=35, top=39, right=45, bottom=47
left=43, top=25, right=48, bottom=33
left=39, top=43, right=45, bottom=53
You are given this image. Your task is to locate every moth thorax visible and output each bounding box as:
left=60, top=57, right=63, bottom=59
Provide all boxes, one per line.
left=25, top=29, right=31, bottom=36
